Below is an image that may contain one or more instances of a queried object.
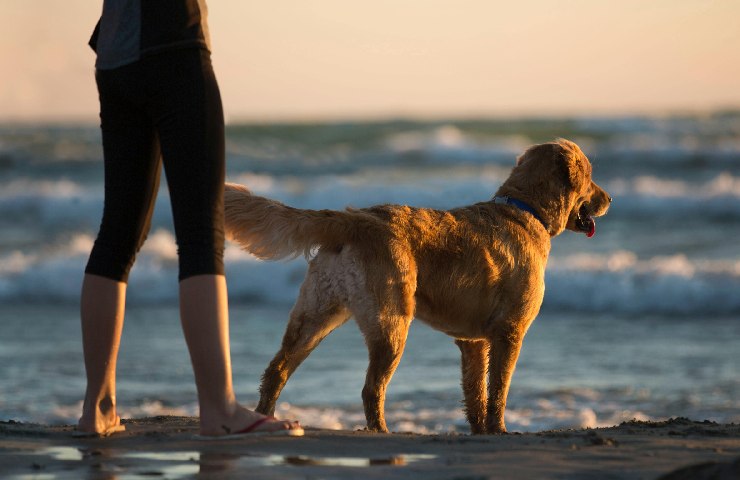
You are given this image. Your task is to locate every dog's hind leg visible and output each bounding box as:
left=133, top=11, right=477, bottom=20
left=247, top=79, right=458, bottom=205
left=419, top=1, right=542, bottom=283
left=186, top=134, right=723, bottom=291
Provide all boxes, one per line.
left=356, top=312, right=413, bottom=433
left=455, top=339, right=490, bottom=434
left=256, top=287, right=351, bottom=416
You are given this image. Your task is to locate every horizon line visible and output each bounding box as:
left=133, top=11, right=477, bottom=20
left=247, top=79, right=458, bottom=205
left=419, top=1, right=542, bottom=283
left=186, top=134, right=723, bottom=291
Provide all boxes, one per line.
left=1, top=105, right=739, bottom=127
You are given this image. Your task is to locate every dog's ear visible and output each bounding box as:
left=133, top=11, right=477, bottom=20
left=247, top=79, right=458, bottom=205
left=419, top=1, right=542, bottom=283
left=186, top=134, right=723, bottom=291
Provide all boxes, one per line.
left=554, top=139, right=591, bottom=190
left=513, top=139, right=591, bottom=194
left=516, top=143, right=557, bottom=166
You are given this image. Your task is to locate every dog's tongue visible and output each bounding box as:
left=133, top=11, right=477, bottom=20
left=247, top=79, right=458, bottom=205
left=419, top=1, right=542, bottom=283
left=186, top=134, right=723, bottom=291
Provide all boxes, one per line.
left=585, top=218, right=596, bottom=238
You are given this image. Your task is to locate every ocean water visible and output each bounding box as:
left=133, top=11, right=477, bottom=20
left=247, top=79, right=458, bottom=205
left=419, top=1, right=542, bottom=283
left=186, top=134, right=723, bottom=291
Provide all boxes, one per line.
left=1, top=114, right=738, bottom=433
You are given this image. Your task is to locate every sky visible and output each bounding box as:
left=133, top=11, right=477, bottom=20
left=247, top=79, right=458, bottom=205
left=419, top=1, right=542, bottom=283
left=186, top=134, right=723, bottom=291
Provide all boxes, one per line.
left=1, top=0, right=739, bottom=122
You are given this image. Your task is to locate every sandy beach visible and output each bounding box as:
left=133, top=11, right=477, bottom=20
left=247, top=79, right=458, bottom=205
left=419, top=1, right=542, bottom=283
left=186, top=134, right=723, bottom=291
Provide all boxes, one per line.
left=1, top=417, right=738, bottom=479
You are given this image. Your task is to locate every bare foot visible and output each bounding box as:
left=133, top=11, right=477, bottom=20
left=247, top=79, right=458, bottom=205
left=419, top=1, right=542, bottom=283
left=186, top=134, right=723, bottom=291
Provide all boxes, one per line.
left=76, top=397, right=125, bottom=437
left=199, top=404, right=302, bottom=437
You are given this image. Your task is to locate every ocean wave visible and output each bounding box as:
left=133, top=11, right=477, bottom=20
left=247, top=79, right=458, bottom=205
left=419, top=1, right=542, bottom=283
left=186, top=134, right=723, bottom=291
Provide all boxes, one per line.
left=0, top=179, right=169, bottom=239
left=546, top=251, right=740, bottom=314
left=31, top=385, right=739, bottom=433
left=605, top=173, right=740, bottom=219
left=3, top=170, right=740, bottom=239
left=2, top=235, right=738, bottom=315
left=2, top=117, right=738, bottom=313
left=381, top=124, right=527, bottom=166
left=5, top=115, right=738, bottom=179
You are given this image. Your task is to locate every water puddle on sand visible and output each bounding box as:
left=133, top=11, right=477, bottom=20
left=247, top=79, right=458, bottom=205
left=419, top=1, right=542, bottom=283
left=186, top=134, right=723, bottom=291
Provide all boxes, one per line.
left=8, top=448, right=436, bottom=479
left=38, top=446, right=86, bottom=461
left=123, top=451, right=200, bottom=462
left=277, top=453, right=437, bottom=467
left=121, top=451, right=436, bottom=471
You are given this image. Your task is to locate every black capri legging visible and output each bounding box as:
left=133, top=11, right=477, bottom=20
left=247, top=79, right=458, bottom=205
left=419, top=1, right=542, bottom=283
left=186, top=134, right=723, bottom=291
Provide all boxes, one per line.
left=86, top=48, right=225, bottom=282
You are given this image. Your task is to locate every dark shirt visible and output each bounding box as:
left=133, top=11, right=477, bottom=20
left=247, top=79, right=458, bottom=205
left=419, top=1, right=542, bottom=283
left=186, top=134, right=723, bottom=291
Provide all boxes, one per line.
left=90, top=0, right=211, bottom=69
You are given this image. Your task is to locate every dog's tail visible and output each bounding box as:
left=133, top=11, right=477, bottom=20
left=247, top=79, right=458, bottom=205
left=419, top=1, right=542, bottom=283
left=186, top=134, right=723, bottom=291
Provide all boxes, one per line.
left=224, top=182, right=371, bottom=260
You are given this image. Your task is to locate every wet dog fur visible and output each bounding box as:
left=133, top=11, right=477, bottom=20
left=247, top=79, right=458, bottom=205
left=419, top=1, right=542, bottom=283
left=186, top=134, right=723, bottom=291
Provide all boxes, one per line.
left=224, top=139, right=611, bottom=434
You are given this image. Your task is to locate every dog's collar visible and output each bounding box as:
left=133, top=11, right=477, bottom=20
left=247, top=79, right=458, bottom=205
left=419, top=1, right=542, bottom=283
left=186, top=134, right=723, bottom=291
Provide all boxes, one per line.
left=492, top=196, right=548, bottom=232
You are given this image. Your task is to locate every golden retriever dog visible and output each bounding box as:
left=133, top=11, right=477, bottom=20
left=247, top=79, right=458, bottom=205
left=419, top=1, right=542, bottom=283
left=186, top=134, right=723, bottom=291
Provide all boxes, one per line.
left=224, top=139, right=611, bottom=434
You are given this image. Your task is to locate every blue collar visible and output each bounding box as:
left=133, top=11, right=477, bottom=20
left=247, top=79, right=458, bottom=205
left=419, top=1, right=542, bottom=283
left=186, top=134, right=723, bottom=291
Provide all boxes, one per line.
left=492, top=196, right=548, bottom=232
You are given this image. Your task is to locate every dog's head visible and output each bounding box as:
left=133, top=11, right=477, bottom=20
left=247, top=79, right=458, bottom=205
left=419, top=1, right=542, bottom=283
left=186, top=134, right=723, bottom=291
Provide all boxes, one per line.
left=504, top=139, right=611, bottom=237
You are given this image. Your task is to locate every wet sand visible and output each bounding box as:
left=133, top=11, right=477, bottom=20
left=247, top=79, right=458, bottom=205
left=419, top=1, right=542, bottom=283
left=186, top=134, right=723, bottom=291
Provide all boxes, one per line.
left=1, top=417, right=738, bottom=479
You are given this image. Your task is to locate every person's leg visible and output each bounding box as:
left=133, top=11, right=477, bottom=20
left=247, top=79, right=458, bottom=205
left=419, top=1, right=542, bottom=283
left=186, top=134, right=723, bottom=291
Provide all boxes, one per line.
left=77, top=274, right=127, bottom=435
left=149, top=49, right=301, bottom=435
left=179, top=274, right=300, bottom=435
left=78, top=64, right=161, bottom=435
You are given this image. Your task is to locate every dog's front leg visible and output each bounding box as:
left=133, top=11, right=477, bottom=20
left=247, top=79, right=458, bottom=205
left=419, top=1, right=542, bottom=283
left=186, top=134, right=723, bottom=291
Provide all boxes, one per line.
left=455, top=339, right=490, bottom=434
left=487, top=329, right=525, bottom=434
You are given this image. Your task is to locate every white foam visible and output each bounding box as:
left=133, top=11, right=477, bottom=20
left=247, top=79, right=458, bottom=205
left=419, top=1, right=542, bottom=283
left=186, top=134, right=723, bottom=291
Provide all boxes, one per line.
left=622, top=172, right=740, bottom=198
left=272, top=397, right=661, bottom=433
left=140, top=229, right=178, bottom=262
left=2, top=234, right=739, bottom=314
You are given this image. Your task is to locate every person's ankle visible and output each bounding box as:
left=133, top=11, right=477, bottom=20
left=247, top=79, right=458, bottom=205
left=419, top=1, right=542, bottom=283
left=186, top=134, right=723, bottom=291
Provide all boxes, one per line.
left=79, top=394, right=119, bottom=429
